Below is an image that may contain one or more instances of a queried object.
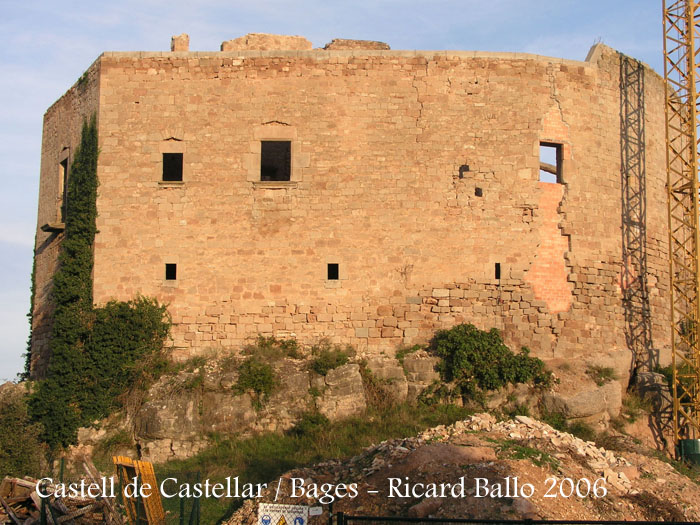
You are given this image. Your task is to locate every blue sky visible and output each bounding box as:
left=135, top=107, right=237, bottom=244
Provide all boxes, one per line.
left=0, top=0, right=662, bottom=380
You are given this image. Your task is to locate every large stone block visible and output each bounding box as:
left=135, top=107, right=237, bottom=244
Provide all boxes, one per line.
left=317, top=364, right=367, bottom=419
left=366, top=356, right=408, bottom=402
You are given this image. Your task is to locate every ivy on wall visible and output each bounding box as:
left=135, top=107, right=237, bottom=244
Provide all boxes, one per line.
left=29, top=117, right=171, bottom=450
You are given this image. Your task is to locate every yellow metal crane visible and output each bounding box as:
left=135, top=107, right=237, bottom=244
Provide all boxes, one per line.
left=663, top=0, right=700, bottom=460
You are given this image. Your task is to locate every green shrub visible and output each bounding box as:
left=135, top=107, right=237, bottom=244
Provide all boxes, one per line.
left=30, top=297, right=171, bottom=448
left=309, top=340, right=353, bottom=376
left=359, top=361, right=393, bottom=410
left=540, top=409, right=568, bottom=431
left=0, top=390, right=46, bottom=478
left=541, top=409, right=596, bottom=442
left=243, top=336, right=301, bottom=360
left=567, top=421, right=596, bottom=442
left=395, top=344, right=421, bottom=366
left=288, top=411, right=329, bottom=437
left=234, top=358, right=278, bottom=409
left=586, top=365, right=618, bottom=386
left=430, top=324, right=552, bottom=400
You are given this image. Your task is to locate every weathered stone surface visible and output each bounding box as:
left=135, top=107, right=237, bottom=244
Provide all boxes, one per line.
left=366, top=356, right=408, bottom=402
left=201, top=392, right=256, bottom=434
left=317, top=364, right=366, bottom=419
left=323, top=39, right=390, bottom=50
left=136, top=388, right=202, bottom=441
left=587, top=349, right=633, bottom=391
left=543, top=380, right=622, bottom=420
left=221, top=33, right=312, bottom=51
left=402, top=352, right=440, bottom=402
left=170, top=33, right=189, bottom=52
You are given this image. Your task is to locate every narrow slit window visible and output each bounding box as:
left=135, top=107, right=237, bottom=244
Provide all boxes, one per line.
left=539, top=142, right=562, bottom=183
left=163, top=153, right=183, bottom=181
left=495, top=263, right=501, bottom=280
left=327, top=263, right=339, bottom=280
left=261, top=141, right=291, bottom=181
left=165, top=263, right=177, bottom=280
left=59, top=158, right=68, bottom=222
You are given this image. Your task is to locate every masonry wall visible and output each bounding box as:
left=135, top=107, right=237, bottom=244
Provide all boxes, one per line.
left=30, top=62, right=101, bottom=377
left=32, top=43, right=671, bottom=374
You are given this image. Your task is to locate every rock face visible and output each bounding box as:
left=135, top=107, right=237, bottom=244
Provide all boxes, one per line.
left=134, top=359, right=368, bottom=462
left=366, top=357, right=408, bottom=402
left=543, top=380, right=622, bottom=423
left=401, top=351, right=440, bottom=401
left=323, top=39, right=390, bottom=50
left=129, top=352, right=447, bottom=462
left=221, top=33, right=312, bottom=51
left=317, top=364, right=366, bottom=419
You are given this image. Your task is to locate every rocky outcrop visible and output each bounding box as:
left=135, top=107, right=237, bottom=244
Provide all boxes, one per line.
left=316, top=364, right=366, bottom=419
left=366, top=357, right=408, bottom=402
left=401, top=351, right=440, bottom=401
left=543, top=380, right=622, bottom=424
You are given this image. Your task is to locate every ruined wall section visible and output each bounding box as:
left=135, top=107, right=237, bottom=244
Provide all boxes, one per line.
left=31, top=61, right=101, bottom=377
left=88, top=47, right=668, bottom=361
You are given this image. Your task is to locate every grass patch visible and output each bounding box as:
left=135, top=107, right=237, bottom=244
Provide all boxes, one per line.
left=395, top=344, right=421, bottom=367
left=243, top=336, right=302, bottom=360
left=309, top=340, right=354, bottom=376
left=495, top=439, right=560, bottom=471
left=233, top=358, right=278, bottom=410
left=152, top=402, right=473, bottom=523
left=540, top=410, right=596, bottom=442
left=621, top=392, right=652, bottom=423
left=586, top=365, right=617, bottom=387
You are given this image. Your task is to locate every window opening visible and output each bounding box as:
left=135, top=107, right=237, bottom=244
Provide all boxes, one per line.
left=163, top=153, right=183, bottom=182
left=539, top=142, right=562, bottom=183
left=495, top=263, right=501, bottom=280
left=261, top=141, right=291, bottom=181
left=475, top=187, right=483, bottom=197
left=59, top=158, right=68, bottom=222
left=165, top=263, right=177, bottom=280
left=327, top=263, right=339, bottom=280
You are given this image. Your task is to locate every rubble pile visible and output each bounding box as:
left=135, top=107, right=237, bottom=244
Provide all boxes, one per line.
left=226, top=413, right=700, bottom=524
left=420, top=413, right=636, bottom=493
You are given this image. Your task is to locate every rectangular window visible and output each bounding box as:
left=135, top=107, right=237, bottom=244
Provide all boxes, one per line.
left=163, top=153, right=183, bottom=181
left=327, top=263, right=339, bottom=280
left=539, top=142, right=562, bottom=183
left=165, top=263, right=177, bottom=280
left=59, top=158, right=68, bottom=222
left=261, top=141, right=291, bottom=181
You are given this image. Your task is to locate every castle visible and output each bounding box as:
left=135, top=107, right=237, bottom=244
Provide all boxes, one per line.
left=30, top=33, right=670, bottom=377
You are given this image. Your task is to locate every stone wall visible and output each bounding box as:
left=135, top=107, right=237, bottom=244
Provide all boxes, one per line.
left=31, top=37, right=671, bottom=376
left=30, top=60, right=101, bottom=377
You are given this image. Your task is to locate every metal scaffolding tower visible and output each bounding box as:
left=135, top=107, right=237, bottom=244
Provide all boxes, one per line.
left=663, top=0, right=700, bottom=447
